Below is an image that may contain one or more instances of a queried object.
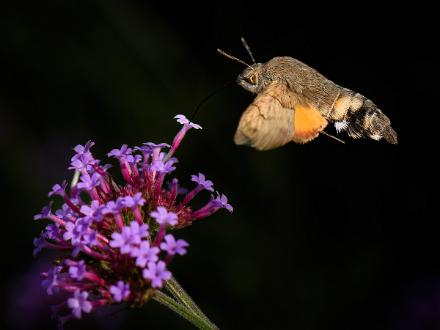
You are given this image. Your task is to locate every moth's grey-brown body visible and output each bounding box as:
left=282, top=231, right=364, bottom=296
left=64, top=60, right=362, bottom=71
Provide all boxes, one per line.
left=234, top=56, right=398, bottom=150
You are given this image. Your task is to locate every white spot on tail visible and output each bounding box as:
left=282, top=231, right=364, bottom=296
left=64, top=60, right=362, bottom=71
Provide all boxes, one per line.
left=334, top=121, right=349, bottom=133
left=370, top=133, right=382, bottom=141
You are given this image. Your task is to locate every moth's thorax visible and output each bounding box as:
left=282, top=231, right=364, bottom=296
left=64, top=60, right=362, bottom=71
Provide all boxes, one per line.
left=237, top=57, right=327, bottom=95
left=264, top=57, right=312, bottom=82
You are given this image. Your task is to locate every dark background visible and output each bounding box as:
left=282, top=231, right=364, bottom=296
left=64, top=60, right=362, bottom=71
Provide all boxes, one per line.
left=1, top=1, right=438, bottom=329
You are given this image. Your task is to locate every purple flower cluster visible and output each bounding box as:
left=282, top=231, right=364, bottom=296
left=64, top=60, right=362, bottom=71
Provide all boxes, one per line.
left=33, top=115, right=232, bottom=328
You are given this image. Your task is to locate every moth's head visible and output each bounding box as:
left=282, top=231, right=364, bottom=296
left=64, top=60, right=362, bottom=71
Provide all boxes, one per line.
left=237, top=63, right=264, bottom=94
left=217, top=39, right=263, bottom=93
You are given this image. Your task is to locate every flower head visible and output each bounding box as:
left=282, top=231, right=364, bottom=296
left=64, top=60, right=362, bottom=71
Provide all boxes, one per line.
left=33, top=115, right=232, bottom=328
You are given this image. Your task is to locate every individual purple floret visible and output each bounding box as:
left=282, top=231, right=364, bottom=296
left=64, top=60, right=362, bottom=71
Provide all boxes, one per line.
left=110, top=281, right=131, bottom=302
left=63, top=220, right=88, bottom=246
left=69, top=141, right=96, bottom=171
left=41, top=266, right=62, bottom=295
left=151, top=158, right=176, bottom=174
left=33, top=236, right=46, bottom=256
left=174, top=114, right=202, bottom=130
left=72, top=140, right=95, bottom=156
left=167, top=114, right=203, bottom=159
left=108, top=145, right=137, bottom=182
left=160, top=234, right=189, bottom=256
left=191, top=192, right=233, bottom=219
left=128, top=221, right=149, bottom=239
left=212, top=193, right=234, bottom=213
left=55, top=203, right=75, bottom=221
left=110, top=221, right=146, bottom=254
left=142, top=261, right=172, bottom=288
left=67, top=290, right=93, bottom=319
left=150, top=207, right=178, bottom=226
left=179, top=173, right=215, bottom=208
left=68, top=260, right=86, bottom=280
left=191, top=173, right=214, bottom=192
left=77, top=173, right=101, bottom=192
left=81, top=229, right=98, bottom=247
left=102, top=200, right=121, bottom=216
left=63, top=222, right=80, bottom=245
left=45, top=224, right=61, bottom=240
left=80, top=201, right=104, bottom=222
left=131, top=241, right=160, bottom=267
left=34, top=202, right=53, bottom=220
left=110, top=228, right=136, bottom=254
left=119, top=192, right=146, bottom=209
left=48, top=182, right=67, bottom=198
left=107, top=144, right=134, bottom=162
left=136, top=142, right=170, bottom=155
left=33, top=114, right=232, bottom=328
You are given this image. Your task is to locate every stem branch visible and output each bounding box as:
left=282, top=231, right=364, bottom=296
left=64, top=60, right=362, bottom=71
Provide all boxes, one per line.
left=153, top=291, right=218, bottom=330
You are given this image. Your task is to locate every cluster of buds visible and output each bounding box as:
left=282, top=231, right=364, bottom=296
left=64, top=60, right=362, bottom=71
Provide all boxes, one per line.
left=33, top=115, right=232, bottom=328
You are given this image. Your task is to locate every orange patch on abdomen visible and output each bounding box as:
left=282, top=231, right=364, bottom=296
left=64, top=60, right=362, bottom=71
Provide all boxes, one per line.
left=293, top=104, right=328, bottom=143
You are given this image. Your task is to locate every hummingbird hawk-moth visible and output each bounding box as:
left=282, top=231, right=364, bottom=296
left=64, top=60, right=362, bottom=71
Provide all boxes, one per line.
left=218, top=38, right=398, bottom=150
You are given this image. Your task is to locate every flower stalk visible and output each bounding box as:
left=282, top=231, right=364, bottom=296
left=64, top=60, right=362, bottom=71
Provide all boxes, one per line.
left=154, top=290, right=218, bottom=330
left=166, top=276, right=211, bottom=322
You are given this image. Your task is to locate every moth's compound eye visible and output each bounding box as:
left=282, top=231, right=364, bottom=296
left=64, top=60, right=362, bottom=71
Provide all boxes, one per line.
left=247, top=75, right=257, bottom=85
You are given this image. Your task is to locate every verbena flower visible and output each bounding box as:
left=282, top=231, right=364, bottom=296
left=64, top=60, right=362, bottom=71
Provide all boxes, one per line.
left=33, top=114, right=232, bottom=328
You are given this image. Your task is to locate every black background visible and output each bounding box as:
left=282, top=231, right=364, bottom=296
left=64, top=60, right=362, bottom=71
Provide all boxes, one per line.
left=1, top=1, right=438, bottom=329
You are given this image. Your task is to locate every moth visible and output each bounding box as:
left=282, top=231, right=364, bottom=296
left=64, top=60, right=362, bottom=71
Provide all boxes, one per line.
left=218, top=38, right=398, bottom=150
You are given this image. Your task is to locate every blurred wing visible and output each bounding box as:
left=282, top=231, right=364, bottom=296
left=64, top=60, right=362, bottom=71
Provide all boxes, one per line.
left=234, top=83, right=295, bottom=151
left=234, top=82, right=328, bottom=149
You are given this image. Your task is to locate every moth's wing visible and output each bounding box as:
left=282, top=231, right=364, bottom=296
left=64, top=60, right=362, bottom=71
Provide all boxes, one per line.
left=234, top=83, right=295, bottom=151
left=234, top=82, right=328, bottom=149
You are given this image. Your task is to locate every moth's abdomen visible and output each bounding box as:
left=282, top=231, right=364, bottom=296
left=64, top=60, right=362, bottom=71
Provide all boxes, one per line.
left=328, top=89, right=398, bottom=144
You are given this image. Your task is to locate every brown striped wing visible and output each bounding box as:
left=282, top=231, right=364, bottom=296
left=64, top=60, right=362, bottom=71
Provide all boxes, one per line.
left=234, top=82, right=329, bottom=150
left=234, top=83, right=295, bottom=151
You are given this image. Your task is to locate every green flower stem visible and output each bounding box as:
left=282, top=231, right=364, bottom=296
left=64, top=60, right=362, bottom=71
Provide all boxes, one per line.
left=154, top=291, right=218, bottom=330
left=165, top=276, right=209, bottom=321
left=71, top=170, right=80, bottom=187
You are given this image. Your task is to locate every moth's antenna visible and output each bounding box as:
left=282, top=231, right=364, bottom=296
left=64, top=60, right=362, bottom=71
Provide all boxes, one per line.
left=321, top=131, right=346, bottom=144
left=217, top=49, right=252, bottom=69
left=240, top=36, right=256, bottom=64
